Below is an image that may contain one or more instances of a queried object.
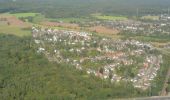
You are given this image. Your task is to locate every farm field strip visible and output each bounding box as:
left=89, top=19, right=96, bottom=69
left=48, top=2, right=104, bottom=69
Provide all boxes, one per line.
left=92, top=14, right=128, bottom=21
left=9, top=13, right=39, bottom=18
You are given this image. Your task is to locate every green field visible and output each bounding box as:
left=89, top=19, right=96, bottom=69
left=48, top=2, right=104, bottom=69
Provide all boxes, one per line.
left=10, top=13, right=39, bottom=18
left=141, top=15, right=159, bottom=20
left=0, top=12, right=82, bottom=37
left=48, top=17, right=89, bottom=23
left=0, top=25, right=31, bottom=37
left=92, top=14, right=128, bottom=21
left=9, top=13, right=85, bottom=23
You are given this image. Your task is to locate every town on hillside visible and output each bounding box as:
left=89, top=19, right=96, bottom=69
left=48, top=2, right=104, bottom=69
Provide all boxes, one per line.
left=32, top=27, right=163, bottom=90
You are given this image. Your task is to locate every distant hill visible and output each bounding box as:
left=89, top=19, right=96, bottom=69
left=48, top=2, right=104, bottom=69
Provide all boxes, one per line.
left=11, top=0, right=170, bottom=6
left=0, top=0, right=170, bottom=17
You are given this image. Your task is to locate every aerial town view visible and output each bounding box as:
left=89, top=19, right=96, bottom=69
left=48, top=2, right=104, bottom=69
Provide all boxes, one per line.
left=0, top=0, right=170, bottom=100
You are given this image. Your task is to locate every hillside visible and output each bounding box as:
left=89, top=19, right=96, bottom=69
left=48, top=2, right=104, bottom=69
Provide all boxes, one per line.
left=0, top=0, right=170, bottom=99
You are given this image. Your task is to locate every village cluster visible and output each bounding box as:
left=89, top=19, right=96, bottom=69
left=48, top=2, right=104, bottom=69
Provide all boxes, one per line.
left=32, top=27, right=163, bottom=90
left=81, top=14, right=170, bottom=35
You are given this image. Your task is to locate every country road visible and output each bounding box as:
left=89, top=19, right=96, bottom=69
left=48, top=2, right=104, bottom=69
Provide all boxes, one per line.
left=155, top=47, right=170, bottom=96
left=160, top=67, right=170, bottom=96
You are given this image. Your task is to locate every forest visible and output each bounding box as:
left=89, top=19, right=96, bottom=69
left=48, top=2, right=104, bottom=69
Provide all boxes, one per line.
left=0, top=0, right=170, bottom=18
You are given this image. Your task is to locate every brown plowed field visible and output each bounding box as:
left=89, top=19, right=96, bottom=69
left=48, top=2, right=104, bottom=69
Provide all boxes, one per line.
left=88, top=26, right=119, bottom=35
left=41, top=21, right=80, bottom=30
left=0, top=14, right=31, bottom=28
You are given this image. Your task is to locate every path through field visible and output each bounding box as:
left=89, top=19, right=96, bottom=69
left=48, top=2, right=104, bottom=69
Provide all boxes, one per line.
left=160, top=67, right=170, bottom=96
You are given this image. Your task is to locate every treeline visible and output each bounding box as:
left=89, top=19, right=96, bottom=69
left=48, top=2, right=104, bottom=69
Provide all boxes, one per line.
left=0, top=0, right=170, bottom=18
left=119, top=31, right=170, bottom=43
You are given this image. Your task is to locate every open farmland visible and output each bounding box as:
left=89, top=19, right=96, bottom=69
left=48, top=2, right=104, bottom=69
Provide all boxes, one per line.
left=0, top=25, right=31, bottom=36
left=10, top=13, right=39, bottom=18
left=49, top=17, right=89, bottom=23
left=88, top=26, right=120, bottom=35
left=0, top=14, right=31, bottom=27
left=41, top=21, right=80, bottom=30
left=141, top=15, right=160, bottom=20
left=0, top=14, right=31, bottom=36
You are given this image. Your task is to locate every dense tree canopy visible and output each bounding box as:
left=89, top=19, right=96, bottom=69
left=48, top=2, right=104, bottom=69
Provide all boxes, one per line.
left=0, top=0, right=170, bottom=18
